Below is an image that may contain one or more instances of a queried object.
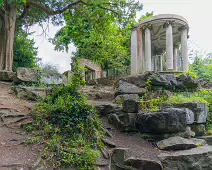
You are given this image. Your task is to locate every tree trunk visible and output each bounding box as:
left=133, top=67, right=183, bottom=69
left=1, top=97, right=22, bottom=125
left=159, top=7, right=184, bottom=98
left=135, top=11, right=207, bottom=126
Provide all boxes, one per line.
left=0, top=3, right=16, bottom=71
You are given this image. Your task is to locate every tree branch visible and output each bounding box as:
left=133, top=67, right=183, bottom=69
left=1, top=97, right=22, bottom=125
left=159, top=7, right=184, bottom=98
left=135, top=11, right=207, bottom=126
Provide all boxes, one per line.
left=0, top=8, right=4, bottom=18
left=26, top=0, right=82, bottom=15
left=26, top=0, right=119, bottom=16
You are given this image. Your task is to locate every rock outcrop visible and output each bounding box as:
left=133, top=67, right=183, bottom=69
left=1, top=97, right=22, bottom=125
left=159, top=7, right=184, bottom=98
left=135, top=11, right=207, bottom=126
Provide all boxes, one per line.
left=136, top=108, right=187, bottom=133
left=14, top=67, right=38, bottom=83
left=115, top=80, right=146, bottom=97
left=0, top=71, right=15, bottom=82
left=12, top=86, right=50, bottom=101
left=156, top=136, right=197, bottom=150
left=159, top=146, right=212, bottom=170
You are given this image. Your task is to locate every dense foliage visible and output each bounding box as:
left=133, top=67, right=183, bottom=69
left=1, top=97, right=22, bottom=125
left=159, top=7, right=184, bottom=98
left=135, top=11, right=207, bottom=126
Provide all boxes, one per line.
left=190, top=57, right=212, bottom=82
left=51, top=1, right=143, bottom=74
left=27, top=61, right=102, bottom=169
left=13, top=29, right=37, bottom=71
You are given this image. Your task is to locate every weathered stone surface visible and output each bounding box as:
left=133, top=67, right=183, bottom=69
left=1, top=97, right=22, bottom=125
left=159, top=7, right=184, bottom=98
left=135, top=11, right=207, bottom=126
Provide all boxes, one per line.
left=176, top=74, right=199, bottom=89
left=95, top=103, right=122, bottom=117
left=159, top=146, right=212, bottom=170
left=120, top=113, right=137, bottom=132
left=114, top=94, right=139, bottom=104
left=14, top=68, right=38, bottom=83
left=190, top=138, right=207, bottom=146
left=157, top=136, right=196, bottom=150
left=115, top=80, right=146, bottom=97
left=174, top=102, right=208, bottom=123
left=198, top=136, right=212, bottom=145
left=124, top=158, right=162, bottom=170
left=190, top=124, right=206, bottom=136
left=120, top=74, right=146, bottom=88
left=108, top=114, right=123, bottom=129
left=112, top=148, right=129, bottom=165
left=12, top=86, right=49, bottom=101
left=122, top=98, right=139, bottom=113
left=0, top=71, right=15, bottom=81
left=136, top=108, right=187, bottom=133
left=144, top=72, right=199, bottom=90
left=84, top=89, right=114, bottom=100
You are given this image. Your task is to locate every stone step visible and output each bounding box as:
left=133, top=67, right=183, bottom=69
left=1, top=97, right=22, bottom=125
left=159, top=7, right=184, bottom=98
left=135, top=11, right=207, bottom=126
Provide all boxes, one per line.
left=158, top=146, right=212, bottom=170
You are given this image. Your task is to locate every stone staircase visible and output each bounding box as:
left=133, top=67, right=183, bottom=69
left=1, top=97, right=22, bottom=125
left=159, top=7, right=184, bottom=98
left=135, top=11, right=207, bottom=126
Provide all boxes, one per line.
left=83, top=73, right=212, bottom=170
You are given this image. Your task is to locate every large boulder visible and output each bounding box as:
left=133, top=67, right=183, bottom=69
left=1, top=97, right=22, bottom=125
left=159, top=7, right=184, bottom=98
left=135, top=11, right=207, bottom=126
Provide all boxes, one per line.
left=190, top=124, right=206, bottom=136
left=14, top=67, right=38, bottom=83
left=198, top=136, right=212, bottom=145
left=144, top=72, right=199, bottom=90
left=114, top=94, right=139, bottom=104
left=95, top=103, right=122, bottom=117
left=122, top=95, right=139, bottom=113
left=136, top=108, right=187, bottom=133
left=115, top=80, right=146, bottom=97
left=12, top=86, right=50, bottom=101
left=159, top=146, right=212, bottom=170
left=173, top=102, right=208, bottom=123
left=0, top=71, right=15, bottom=81
left=156, top=136, right=196, bottom=150
left=119, top=74, right=146, bottom=88
left=124, top=158, right=162, bottom=170
left=176, top=74, right=199, bottom=89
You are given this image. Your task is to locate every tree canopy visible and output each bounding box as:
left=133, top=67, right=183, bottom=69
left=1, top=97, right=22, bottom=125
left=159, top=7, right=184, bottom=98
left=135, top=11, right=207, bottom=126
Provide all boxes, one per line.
left=190, top=56, right=212, bottom=82
left=0, top=0, right=142, bottom=71
left=13, top=29, right=37, bottom=71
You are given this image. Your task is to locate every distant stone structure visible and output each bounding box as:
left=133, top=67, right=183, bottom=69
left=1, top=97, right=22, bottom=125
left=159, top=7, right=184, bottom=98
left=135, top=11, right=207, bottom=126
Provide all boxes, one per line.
left=79, top=59, right=103, bottom=82
left=131, top=14, right=189, bottom=75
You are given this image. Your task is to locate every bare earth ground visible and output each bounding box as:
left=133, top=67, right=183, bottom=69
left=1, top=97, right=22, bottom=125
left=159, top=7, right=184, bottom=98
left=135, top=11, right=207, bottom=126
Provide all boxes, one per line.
left=0, top=82, right=39, bottom=170
left=88, top=99, right=167, bottom=167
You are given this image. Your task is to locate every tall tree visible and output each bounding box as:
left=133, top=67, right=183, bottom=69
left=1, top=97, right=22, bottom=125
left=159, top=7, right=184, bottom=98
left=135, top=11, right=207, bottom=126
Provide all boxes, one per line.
left=13, top=29, right=37, bottom=71
left=0, top=0, right=142, bottom=71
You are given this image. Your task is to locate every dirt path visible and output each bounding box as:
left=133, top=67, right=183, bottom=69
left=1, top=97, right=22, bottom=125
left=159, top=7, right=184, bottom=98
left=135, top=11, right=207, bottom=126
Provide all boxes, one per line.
left=0, top=82, right=39, bottom=170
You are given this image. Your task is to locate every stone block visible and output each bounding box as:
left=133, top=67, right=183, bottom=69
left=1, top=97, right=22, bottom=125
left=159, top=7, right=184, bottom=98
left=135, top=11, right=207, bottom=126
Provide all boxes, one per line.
left=156, top=136, right=196, bottom=150
left=159, top=146, right=212, bottom=170
left=14, top=67, right=38, bottom=83
left=122, top=98, right=139, bottom=113
left=115, top=80, right=146, bottom=97
left=190, top=124, right=206, bottom=136
left=174, top=102, right=209, bottom=123
left=0, top=71, right=15, bottom=82
left=114, top=94, right=139, bottom=104
left=136, top=108, right=187, bottom=134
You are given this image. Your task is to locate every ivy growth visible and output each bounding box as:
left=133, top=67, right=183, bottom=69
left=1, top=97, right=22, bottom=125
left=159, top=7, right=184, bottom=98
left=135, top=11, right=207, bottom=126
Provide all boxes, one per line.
left=26, top=60, right=103, bottom=169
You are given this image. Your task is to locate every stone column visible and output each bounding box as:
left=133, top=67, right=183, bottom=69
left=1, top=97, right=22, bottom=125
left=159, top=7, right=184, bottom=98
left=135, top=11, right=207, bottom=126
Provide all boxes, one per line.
left=181, top=27, right=189, bottom=72
left=165, top=22, right=174, bottom=71
left=158, top=55, right=163, bottom=72
left=174, top=47, right=178, bottom=71
left=131, top=29, right=138, bottom=75
left=145, top=27, right=152, bottom=71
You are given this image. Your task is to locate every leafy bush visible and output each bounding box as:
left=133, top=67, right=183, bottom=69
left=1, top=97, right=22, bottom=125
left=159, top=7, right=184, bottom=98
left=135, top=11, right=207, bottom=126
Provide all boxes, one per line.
left=27, top=61, right=103, bottom=169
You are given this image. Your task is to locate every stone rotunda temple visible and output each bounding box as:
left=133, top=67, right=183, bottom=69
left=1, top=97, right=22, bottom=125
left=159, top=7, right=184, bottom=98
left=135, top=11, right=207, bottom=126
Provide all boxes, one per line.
left=131, top=14, right=189, bottom=75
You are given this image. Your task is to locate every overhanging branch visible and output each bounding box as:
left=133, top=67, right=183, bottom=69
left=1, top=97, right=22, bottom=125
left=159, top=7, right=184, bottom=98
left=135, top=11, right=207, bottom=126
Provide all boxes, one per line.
left=26, top=0, right=82, bottom=15
left=26, top=0, right=119, bottom=16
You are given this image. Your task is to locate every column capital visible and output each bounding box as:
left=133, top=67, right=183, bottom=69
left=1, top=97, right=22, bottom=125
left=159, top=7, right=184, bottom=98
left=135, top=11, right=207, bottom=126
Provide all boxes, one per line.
left=163, top=21, right=175, bottom=28
left=142, top=24, right=152, bottom=31
left=178, top=25, right=189, bottom=31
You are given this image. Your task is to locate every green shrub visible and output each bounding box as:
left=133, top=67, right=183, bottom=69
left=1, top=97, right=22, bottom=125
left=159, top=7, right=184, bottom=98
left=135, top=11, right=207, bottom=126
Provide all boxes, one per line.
left=28, top=60, right=103, bottom=169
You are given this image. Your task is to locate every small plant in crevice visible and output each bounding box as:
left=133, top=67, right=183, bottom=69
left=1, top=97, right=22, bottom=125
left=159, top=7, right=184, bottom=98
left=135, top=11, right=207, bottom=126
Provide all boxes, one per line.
left=26, top=60, right=103, bottom=169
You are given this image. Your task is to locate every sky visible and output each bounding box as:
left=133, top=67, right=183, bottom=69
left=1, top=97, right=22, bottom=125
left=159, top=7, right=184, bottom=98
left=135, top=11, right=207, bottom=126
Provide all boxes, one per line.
left=31, top=0, right=212, bottom=73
